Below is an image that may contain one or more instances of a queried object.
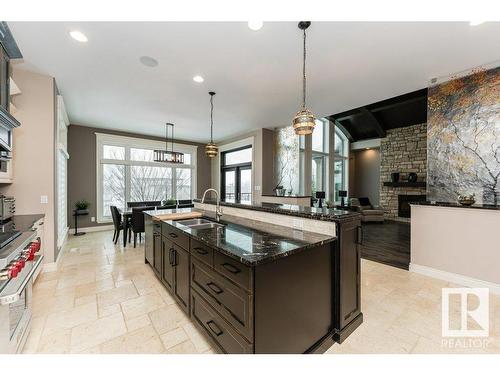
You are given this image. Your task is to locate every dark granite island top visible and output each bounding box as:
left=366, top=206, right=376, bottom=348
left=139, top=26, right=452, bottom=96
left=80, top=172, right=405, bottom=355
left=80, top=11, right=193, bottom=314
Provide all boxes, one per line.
left=193, top=199, right=360, bottom=223
left=411, top=201, right=500, bottom=211
left=144, top=209, right=335, bottom=266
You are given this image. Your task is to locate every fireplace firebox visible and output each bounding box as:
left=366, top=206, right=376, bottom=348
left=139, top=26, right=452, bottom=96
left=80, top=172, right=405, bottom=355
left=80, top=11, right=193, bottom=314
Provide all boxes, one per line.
left=398, top=194, right=426, bottom=218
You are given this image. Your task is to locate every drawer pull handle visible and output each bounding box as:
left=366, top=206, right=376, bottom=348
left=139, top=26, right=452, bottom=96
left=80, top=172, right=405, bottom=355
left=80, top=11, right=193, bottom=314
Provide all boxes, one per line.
left=206, top=320, right=223, bottom=336
left=206, top=282, right=223, bottom=294
left=169, top=248, right=174, bottom=265
left=169, top=232, right=178, bottom=238
left=222, top=263, right=241, bottom=274
left=194, top=247, right=208, bottom=255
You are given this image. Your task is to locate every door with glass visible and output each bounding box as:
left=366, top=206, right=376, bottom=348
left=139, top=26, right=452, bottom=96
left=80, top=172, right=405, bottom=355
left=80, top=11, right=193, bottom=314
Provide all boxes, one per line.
left=221, top=146, right=252, bottom=204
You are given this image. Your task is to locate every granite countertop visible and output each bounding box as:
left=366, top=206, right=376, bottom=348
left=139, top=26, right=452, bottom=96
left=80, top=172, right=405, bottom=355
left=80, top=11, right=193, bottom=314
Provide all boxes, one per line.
left=193, top=199, right=361, bottom=223
left=261, top=194, right=311, bottom=198
left=12, top=214, right=45, bottom=232
left=411, top=201, right=500, bottom=211
left=145, top=209, right=335, bottom=266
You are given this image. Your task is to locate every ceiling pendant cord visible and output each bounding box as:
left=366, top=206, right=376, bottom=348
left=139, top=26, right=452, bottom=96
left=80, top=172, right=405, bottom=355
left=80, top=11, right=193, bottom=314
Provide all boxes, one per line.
left=209, top=92, right=215, bottom=143
left=302, top=27, right=306, bottom=110
left=210, top=94, right=214, bottom=143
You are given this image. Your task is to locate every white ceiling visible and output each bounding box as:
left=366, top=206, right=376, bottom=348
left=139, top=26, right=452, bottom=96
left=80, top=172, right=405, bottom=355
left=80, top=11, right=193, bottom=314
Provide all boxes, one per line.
left=8, top=21, right=500, bottom=143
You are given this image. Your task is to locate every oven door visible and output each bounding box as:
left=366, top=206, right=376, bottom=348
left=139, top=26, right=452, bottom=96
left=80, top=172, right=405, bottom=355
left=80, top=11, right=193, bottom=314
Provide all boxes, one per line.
left=0, top=255, right=43, bottom=353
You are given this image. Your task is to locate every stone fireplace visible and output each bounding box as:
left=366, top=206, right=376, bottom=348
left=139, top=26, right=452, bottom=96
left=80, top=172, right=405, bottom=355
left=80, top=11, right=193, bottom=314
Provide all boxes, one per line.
left=380, top=123, right=427, bottom=221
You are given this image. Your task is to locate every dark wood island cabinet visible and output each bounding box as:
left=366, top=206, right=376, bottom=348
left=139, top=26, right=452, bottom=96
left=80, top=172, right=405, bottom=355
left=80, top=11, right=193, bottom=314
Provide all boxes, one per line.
left=144, top=206, right=362, bottom=354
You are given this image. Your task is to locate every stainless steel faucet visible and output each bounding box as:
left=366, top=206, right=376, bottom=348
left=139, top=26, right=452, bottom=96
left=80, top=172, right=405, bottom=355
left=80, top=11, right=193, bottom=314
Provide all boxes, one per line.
left=201, top=188, right=223, bottom=222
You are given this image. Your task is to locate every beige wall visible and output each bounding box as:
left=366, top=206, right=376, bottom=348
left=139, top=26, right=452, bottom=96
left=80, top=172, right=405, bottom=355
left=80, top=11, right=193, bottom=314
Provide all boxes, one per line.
left=411, top=205, right=500, bottom=286
left=350, top=148, right=381, bottom=205
left=210, top=128, right=275, bottom=202
left=0, top=69, right=56, bottom=263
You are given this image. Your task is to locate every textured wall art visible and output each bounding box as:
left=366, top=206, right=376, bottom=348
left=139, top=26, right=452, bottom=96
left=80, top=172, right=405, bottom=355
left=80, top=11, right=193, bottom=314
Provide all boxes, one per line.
left=274, top=125, right=300, bottom=194
left=427, top=65, right=500, bottom=205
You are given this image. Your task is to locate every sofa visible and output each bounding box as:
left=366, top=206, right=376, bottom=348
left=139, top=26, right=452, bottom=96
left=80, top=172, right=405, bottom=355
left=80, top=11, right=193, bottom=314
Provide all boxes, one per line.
left=349, top=197, right=385, bottom=223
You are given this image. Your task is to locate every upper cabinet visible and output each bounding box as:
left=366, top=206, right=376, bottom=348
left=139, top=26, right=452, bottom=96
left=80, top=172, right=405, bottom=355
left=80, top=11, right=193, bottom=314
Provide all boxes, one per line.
left=0, top=21, right=22, bottom=136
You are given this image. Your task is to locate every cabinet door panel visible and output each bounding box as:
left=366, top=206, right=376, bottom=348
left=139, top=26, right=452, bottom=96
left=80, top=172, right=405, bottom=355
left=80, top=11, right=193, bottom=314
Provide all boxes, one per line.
left=173, top=245, right=190, bottom=314
left=144, top=216, right=154, bottom=266
left=162, top=238, right=174, bottom=292
left=153, top=233, right=162, bottom=276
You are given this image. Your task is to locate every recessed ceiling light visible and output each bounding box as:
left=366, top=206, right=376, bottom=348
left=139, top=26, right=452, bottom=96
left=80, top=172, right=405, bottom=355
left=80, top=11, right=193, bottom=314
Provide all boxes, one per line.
left=69, top=30, right=88, bottom=43
left=193, top=75, right=204, bottom=83
left=248, top=21, right=264, bottom=31
left=469, top=21, right=485, bottom=26
left=139, top=56, right=159, bottom=67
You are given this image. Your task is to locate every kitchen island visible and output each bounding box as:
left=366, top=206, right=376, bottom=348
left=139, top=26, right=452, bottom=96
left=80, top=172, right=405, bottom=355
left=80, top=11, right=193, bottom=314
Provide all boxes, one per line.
left=144, top=203, right=362, bottom=354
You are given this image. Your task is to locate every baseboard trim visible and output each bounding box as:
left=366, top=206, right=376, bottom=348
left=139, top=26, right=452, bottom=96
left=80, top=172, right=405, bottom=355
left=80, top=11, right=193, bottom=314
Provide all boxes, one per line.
left=70, top=225, right=114, bottom=234
left=410, top=263, right=500, bottom=295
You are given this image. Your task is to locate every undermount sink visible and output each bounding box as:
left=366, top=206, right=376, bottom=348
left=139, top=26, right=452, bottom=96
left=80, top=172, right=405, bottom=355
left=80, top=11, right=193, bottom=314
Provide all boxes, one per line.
left=176, top=218, right=225, bottom=230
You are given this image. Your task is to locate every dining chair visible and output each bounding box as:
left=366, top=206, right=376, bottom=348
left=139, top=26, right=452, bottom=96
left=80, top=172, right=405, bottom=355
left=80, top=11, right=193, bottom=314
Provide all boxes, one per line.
left=110, top=206, right=123, bottom=244
left=130, top=206, right=155, bottom=248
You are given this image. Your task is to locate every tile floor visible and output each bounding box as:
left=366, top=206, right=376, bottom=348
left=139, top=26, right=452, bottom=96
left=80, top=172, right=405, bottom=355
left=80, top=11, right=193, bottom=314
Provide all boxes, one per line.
left=24, top=230, right=500, bottom=354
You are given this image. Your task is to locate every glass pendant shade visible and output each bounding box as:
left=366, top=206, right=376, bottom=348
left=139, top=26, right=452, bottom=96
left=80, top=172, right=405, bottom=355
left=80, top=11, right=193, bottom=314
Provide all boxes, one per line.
left=292, top=108, right=316, bottom=135
left=205, top=92, right=218, bottom=158
left=293, top=21, right=316, bottom=136
left=205, top=142, right=218, bottom=158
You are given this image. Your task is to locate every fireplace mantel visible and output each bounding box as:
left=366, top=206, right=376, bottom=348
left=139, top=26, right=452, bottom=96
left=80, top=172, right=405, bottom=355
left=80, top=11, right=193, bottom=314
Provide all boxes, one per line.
left=383, top=181, right=426, bottom=188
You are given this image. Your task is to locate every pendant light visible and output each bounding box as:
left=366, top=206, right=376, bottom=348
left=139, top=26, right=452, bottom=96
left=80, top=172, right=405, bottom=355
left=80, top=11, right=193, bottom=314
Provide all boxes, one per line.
left=292, top=21, right=316, bottom=135
left=205, top=91, right=218, bottom=158
left=154, top=123, right=184, bottom=164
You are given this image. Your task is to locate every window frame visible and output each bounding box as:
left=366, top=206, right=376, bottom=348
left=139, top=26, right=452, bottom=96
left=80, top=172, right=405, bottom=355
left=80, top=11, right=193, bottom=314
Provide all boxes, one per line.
left=96, top=133, right=197, bottom=223
left=333, top=126, right=349, bottom=204
left=220, top=145, right=253, bottom=203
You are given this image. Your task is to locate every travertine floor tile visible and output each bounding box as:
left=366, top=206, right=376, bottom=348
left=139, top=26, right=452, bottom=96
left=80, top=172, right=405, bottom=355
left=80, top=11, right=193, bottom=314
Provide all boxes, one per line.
left=44, top=301, right=98, bottom=335
left=100, top=325, right=165, bottom=354
left=160, top=327, right=189, bottom=350
left=166, top=339, right=198, bottom=354
left=149, top=304, right=190, bottom=335
left=97, top=283, right=138, bottom=307
left=121, top=293, right=166, bottom=320
left=70, top=312, right=127, bottom=353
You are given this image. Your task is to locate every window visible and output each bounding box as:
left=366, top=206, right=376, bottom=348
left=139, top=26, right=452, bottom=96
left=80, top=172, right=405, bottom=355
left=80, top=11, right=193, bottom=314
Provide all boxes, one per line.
left=334, top=126, right=349, bottom=203
left=311, top=119, right=329, bottom=197
left=221, top=146, right=252, bottom=204
left=56, top=95, right=69, bottom=249
left=96, top=133, right=197, bottom=222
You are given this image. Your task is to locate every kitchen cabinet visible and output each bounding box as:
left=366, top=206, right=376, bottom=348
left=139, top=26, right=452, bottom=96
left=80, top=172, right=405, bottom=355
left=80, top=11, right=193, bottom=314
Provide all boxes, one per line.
left=333, top=218, right=363, bottom=343
left=0, top=45, right=9, bottom=111
left=144, top=215, right=154, bottom=266
left=152, top=229, right=162, bottom=276
left=160, top=230, right=190, bottom=314
left=172, top=244, right=190, bottom=313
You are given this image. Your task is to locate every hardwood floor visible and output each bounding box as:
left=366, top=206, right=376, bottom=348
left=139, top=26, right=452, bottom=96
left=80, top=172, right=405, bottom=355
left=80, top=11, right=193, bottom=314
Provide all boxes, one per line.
left=360, top=220, right=410, bottom=270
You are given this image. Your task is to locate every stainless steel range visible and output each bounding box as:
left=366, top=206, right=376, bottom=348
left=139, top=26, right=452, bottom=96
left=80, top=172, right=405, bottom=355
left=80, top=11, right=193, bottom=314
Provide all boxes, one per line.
left=0, top=228, right=42, bottom=353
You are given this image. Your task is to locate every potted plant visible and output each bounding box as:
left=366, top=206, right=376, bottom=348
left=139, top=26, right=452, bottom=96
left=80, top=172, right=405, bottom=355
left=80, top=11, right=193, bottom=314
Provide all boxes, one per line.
left=161, top=199, right=177, bottom=206
left=75, top=200, right=90, bottom=214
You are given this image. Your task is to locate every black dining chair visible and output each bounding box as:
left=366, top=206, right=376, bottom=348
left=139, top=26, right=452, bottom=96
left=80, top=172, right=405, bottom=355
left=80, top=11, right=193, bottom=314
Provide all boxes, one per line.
left=127, top=201, right=161, bottom=208
left=130, top=206, right=154, bottom=248
left=110, top=206, right=124, bottom=244
left=177, top=199, right=194, bottom=208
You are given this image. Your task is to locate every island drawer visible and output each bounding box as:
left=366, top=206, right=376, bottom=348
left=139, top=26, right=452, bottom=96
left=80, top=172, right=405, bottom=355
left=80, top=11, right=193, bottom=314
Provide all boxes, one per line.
left=214, top=252, right=253, bottom=291
left=191, top=289, right=253, bottom=354
left=153, top=220, right=162, bottom=234
left=190, top=239, right=214, bottom=266
left=162, top=223, right=189, bottom=250
left=191, top=258, right=253, bottom=341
